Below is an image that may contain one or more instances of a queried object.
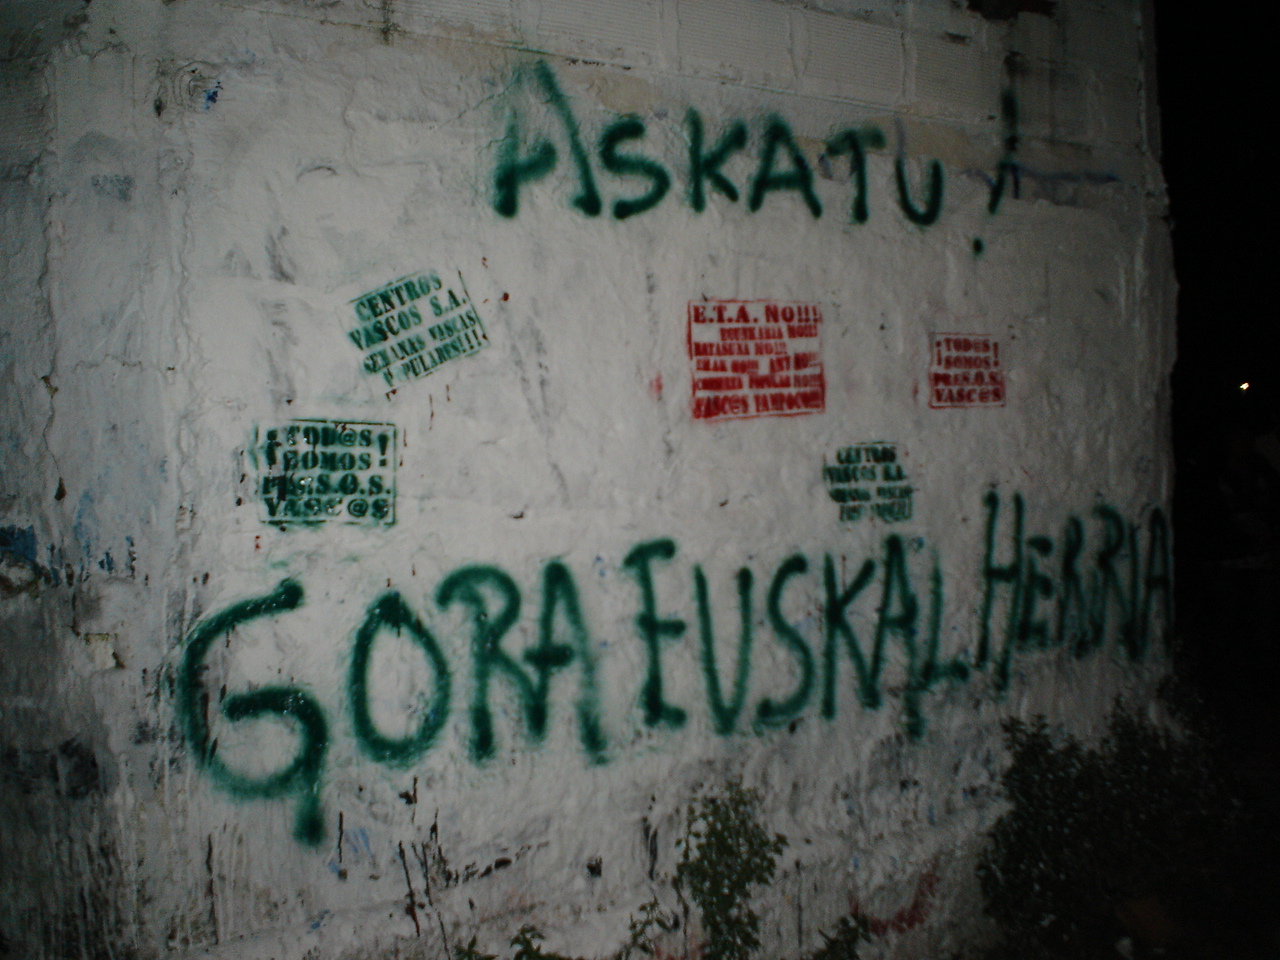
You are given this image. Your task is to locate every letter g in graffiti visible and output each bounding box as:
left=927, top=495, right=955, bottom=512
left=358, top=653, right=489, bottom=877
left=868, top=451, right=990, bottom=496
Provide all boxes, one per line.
left=177, top=579, right=329, bottom=845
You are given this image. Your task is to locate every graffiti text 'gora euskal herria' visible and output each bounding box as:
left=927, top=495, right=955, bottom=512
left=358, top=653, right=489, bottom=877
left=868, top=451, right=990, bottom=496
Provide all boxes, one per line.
left=177, top=491, right=1169, bottom=844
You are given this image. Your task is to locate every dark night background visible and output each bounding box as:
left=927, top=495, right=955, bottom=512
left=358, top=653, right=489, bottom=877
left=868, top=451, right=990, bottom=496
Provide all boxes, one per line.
left=1155, top=2, right=1280, bottom=951
left=1158, top=8, right=1279, bottom=770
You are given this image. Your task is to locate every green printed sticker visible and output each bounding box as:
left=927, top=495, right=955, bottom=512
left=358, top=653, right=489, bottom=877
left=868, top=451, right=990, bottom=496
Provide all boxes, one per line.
left=347, top=270, right=488, bottom=389
left=254, top=420, right=396, bottom=526
left=823, top=443, right=913, bottom=523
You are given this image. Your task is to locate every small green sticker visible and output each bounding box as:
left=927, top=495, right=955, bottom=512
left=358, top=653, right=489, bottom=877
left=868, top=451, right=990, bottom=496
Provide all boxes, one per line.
left=253, top=420, right=396, bottom=526
left=347, top=270, right=489, bottom=390
left=823, top=443, right=913, bottom=523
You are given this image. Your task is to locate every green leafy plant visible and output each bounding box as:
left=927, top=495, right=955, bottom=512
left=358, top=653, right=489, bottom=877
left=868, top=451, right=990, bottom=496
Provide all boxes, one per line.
left=453, top=936, right=500, bottom=960
left=802, top=915, right=872, bottom=960
left=509, top=925, right=581, bottom=960
left=675, top=780, right=787, bottom=960
left=615, top=897, right=675, bottom=960
left=976, top=710, right=1239, bottom=958
left=446, top=787, right=878, bottom=960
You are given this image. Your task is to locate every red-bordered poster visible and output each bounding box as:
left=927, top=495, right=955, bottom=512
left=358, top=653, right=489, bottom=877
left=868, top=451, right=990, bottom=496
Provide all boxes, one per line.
left=928, top=334, right=1005, bottom=408
left=687, top=300, right=825, bottom=422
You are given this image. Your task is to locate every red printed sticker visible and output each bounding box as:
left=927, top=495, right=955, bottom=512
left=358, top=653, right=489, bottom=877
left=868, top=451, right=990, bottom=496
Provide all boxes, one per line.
left=928, top=334, right=1006, bottom=408
left=687, top=300, right=825, bottom=421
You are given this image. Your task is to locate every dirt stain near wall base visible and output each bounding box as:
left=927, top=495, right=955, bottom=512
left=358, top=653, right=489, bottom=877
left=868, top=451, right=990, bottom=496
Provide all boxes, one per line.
left=0, top=739, right=102, bottom=798
left=967, top=0, right=1056, bottom=20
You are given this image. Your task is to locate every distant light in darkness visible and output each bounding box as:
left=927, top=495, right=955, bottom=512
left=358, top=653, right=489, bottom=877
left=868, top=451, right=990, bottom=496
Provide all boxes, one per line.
left=1240, top=382, right=1250, bottom=392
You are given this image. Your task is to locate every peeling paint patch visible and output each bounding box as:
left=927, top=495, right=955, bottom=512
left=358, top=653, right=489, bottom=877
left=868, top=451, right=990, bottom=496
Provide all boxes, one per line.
left=84, top=633, right=123, bottom=671
left=90, top=173, right=133, bottom=201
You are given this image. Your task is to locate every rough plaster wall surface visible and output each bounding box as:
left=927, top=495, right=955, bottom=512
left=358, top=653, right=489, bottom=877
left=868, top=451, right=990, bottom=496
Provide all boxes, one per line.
left=0, top=0, right=1173, bottom=957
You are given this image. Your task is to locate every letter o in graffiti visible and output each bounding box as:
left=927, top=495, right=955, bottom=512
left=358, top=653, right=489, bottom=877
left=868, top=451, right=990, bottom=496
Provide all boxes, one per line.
left=348, top=593, right=452, bottom=766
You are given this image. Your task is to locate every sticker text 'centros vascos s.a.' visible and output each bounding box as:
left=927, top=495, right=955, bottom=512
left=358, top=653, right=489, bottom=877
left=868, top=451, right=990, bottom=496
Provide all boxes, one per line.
left=347, top=271, right=489, bottom=390
left=824, top=443, right=913, bottom=523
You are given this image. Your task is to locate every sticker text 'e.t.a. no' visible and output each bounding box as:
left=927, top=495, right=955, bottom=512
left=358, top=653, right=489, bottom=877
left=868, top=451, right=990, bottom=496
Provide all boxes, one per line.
left=688, top=300, right=825, bottom=421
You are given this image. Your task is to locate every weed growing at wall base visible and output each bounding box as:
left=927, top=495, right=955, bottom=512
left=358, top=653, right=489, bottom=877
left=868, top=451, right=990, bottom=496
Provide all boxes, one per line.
left=441, top=784, right=872, bottom=960
left=676, top=781, right=786, bottom=960
left=976, top=709, right=1243, bottom=958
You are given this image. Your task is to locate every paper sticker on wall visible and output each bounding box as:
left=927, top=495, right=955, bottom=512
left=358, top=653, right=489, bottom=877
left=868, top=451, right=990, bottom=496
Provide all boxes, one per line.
left=928, top=334, right=1005, bottom=408
left=687, top=300, right=825, bottom=421
left=254, top=420, right=396, bottom=526
left=823, top=443, right=913, bottom=522
left=346, top=270, right=488, bottom=390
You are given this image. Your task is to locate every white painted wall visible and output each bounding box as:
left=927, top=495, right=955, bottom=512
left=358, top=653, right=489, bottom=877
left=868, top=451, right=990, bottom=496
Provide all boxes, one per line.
left=0, top=0, right=1173, bottom=956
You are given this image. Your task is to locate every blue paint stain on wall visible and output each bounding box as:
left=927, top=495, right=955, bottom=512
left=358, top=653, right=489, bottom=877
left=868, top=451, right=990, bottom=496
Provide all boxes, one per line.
left=0, top=526, right=37, bottom=566
left=351, top=828, right=371, bottom=859
left=204, top=83, right=221, bottom=109
left=73, top=491, right=97, bottom=563
left=0, top=525, right=60, bottom=586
